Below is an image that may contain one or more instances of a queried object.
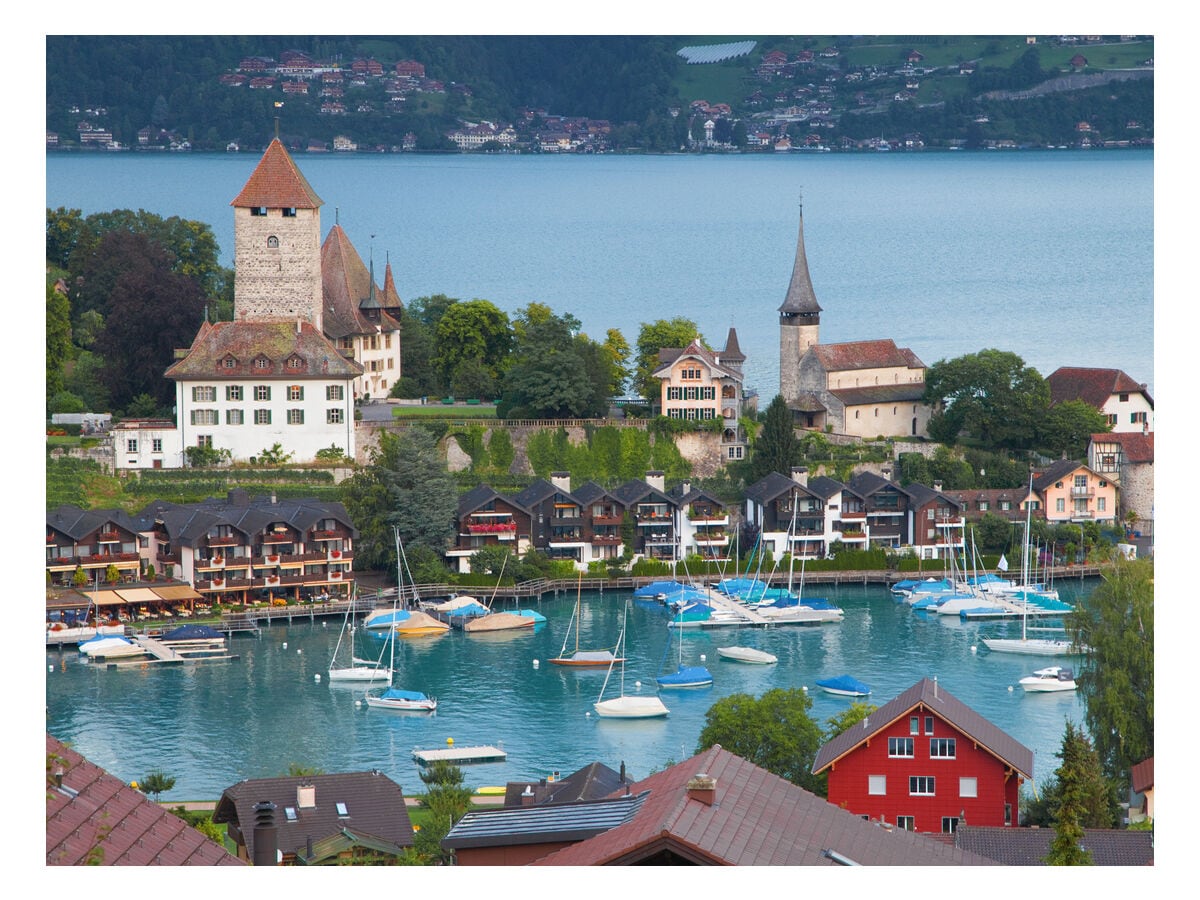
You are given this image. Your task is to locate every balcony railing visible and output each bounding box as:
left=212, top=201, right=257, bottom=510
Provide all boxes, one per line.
left=207, top=535, right=240, bottom=547
left=590, top=535, right=622, bottom=545
left=97, top=531, right=121, bottom=543
left=261, top=534, right=294, bottom=545
left=591, top=514, right=622, bottom=525
left=310, top=529, right=342, bottom=541
left=1071, top=487, right=1095, bottom=498
left=466, top=522, right=517, bottom=534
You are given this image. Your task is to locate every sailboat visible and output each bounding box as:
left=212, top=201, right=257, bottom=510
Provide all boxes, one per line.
left=982, top=476, right=1078, bottom=657
left=656, top=604, right=713, bottom=688
left=328, top=585, right=391, bottom=682
left=593, top=606, right=669, bottom=719
left=364, top=529, right=437, bottom=712
left=550, top=573, right=625, bottom=667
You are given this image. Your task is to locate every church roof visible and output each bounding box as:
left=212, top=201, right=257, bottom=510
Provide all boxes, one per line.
left=382, top=259, right=404, bottom=309
left=164, top=320, right=363, bottom=380
left=320, top=225, right=402, bottom=339
left=810, top=339, right=925, bottom=372
left=230, top=138, right=323, bottom=210
left=719, top=327, right=745, bottom=362
left=778, top=206, right=822, bottom=315
left=829, top=383, right=928, bottom=405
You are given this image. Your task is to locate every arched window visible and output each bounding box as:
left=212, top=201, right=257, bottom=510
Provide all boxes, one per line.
left=267, top=235, right=280, bottom=249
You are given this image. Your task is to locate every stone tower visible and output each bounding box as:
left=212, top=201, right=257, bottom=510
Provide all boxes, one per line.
left=778, top=204, right=822, bottom=403
left=230, top=139, right=325, bottom=329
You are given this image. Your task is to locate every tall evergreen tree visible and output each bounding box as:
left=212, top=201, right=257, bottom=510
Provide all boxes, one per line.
left=1044, top=721, right=1112, bottom=865
left=749, top=394, right=801, bottom=481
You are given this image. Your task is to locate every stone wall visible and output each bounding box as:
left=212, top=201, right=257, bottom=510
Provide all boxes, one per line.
left=232, top=206, right=323, bottom=326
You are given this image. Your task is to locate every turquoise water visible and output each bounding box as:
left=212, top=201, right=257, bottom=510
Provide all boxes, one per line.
left=46, top=150, right=1153, bottom=397
left=44, top=582, right=1093, bottom=800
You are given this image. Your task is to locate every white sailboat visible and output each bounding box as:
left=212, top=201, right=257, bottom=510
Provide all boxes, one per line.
left=593, top=606, right=669, bottom=719
left=328, top=585, right=391, bottom=682
left=363, top=529, right=437, bottom=712
left=983, top=476, right=1078, bottom=657
left=550, top=572, right=625, bottom=667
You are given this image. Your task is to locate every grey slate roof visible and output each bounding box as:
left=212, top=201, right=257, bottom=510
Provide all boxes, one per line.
left=503, top=762, right=630, bottom=808
left=830, top=383, right=928, bottom=405
left=744, top=471, right=815, bottom=506
left=806, top=475, right=847, bottom=501
left=443, top=792, right=648, bottom=849
left=140, top=494, right=355, bottom=548
left=457, top=483, right=524, bottom=517
left=902, top=482, right=962, bottom=511
left=1032, top=458, right=1091, bottom=492
left=571, top=481, right=620, bottom=507
left=778, top=207, right=822, bottom=315
left=47, top=505, right=151, bottom=541
left=954, top=825, right=1153, bottom=866
left=812, top=678, right=1034, bottom=778
left=512, top=478, right=580, bottom=510
left=610, top=478, right=672, bottom=507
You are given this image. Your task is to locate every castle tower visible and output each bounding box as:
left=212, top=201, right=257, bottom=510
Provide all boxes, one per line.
left=778, top=204, right=822, bottom=403
left=230, top=139, right=324, bottom=329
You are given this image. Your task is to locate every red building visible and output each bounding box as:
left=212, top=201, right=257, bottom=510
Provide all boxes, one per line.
left=812, top=678, right=1033, bottom=835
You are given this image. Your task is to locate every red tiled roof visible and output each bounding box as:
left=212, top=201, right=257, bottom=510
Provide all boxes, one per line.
left=231, top=138, right=323, bottom=210
left=812, top=339, right=925, bottom=372
left=319, top=225, right=402, bottom=339
left=164, top=320, right=363, bottom=380
left=531, top=745, right=992, bottom=865
left=1130, top=757, right=1154, bottom=794
left=1048, top=366, right=1153, bottom=409
left=1090, top=431, right=1154, bottom=463
left=46, top=734, right=245, bottom=866
left=653, top=339, right=739, bottom=381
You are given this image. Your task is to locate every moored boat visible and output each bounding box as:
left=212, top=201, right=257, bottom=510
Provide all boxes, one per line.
left=815, top=674, right=871, bottom=697
left=78, top=634, right=147, bottom=659
left=1019, top=665, right=1077, bottom=693
left=716, top=646, right=778, bottom=665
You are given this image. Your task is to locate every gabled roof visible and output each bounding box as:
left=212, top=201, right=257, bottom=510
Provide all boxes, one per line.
left=571, top=481, right=621, bottom=507
left=806, top=475, right=846, bottom=501
left=47, top=505, right=150, bottom=541
left=1048, top=366, right=1153, bottom=409
left=668, top=482, right=724, bottom=507
left=902, top=482, right=962, bottom=511
left=786, top=391, right=828, bottom=413
left=457, top=483, right=525, bottom=517
left=320, top=224, right=402, bottom=340
left=512, top=478, right=579, bottom=510
left=46, top=734, right=244, bottom=866
left=503, top=762, right=630, bottom=808
left=212, top=771, right=413, bottom=861
left=1032, top=458, right=1096, bottom=492
left=829, top=383, right=928, bottom=405
left=744, top=471, right=814, bottom=506
left=955, top=824, right=1153, bottom=866
left=141, top=494, right=356, bottom=548
left=530, top=745, right=992, bottom=865
left=845, top=470, right=907, bottom=499
left=812, top=678, right=1033, bottom=779
left=610, top=479, right=673, bottom=507
left=1130, top=757, right=1154, bottom=794
left=778, top=207, right=822, bottom=316
left=1090, top=431, right=1154, bottom=464
left=445, top=792, right=647, bottom=850
left=810, top=339, right=925, bottom=373
left=230, top=138, right=323, bottom=209
left=652, top=339, right=740, bottom=382
left=164, top=321, right=363, bottom=380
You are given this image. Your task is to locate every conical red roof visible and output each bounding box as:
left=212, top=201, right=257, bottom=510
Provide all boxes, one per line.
left=230, top=139, right=323, bottom=210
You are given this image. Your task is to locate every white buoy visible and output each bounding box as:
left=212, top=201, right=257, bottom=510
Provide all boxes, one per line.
left=634, top=680, right=642, bottom=689
left=1008, top=685, right=1014, bottom=692
left=700, top=654, right=706, bottom=662
left=354, top=699, right=362, bottom=708
left=314, top=673, right=321, bottom=682
left=970, top=645, right=977, bottom=653
left=49, top=665, right=54, bottom=672
left=533, top=659, right=540, bottom=668
left=297, top=649, right=302, bottom=654
left=802, top=685, right=808, bottom=692
left=585, top=711, right=591, bottom=718
left=282, top=642, right=288, bottom=649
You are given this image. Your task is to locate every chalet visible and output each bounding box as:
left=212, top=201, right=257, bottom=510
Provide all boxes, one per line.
left=813, top=678, right=1033, bottom=834
left=1047, top=366, right=1153, bottom=433
left=46, top=505, right=145, bottom=586
left=446, top=484, right=529, bottom=572
left=1088, top=431, right=1153, bottom=528
left=504, top=745, right=992, bottom=864
left=1032, top=458, right=1118, bottom=526
left=653, top=327, right=748, bottom=458
left=572, top=481, right=627, bottom=564
left=213, top=771, right=413, bottom=864
left=1129, top=757, right=1154, bottom=824
left=394, top=59, right=426, bottom=79
left=512, top=475, right=586, bottom=566
left=281, top=80, right=309, bottom=94
left=502, top=762, right=630, bottom=808
left=943, top=486, right=1032, bottom=524
left=669, top=480, right=731, bottom=561
left=47, top=734, right=244, bottom=866
left=743, top=468, right=836, bottom=560
left=611, top=473, right=678, bottom=561
left=902, top=481, right=967, bottom=560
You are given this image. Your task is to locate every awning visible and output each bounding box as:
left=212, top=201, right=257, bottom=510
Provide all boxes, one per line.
left=116, top=588, right=162, bottom=605
left=91, top=590, right=126, bottom=607
left=151, top=585, right=202, bottom=601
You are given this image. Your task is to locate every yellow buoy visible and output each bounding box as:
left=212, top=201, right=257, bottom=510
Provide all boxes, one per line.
left=447, top=737, right=454, bottom=746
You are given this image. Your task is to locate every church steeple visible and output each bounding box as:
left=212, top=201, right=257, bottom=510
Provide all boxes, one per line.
left=779, top=202, right=822, bottom=404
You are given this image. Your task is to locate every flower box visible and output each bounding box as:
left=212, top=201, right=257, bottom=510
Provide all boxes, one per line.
left=266, top=575, right=280, bottom=585
left=267, top=554, right=280, bottom=563
left=330, top=571, right=344, bottom=580
left=330, top=550, right=342, bottom=559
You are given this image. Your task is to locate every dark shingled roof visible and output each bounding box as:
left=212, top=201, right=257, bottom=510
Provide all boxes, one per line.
left=47, top=505, right=150, bottom=542
left=830, top=383, right=928, bottom=405
left=720, top=326, right=745, bottom=363
left=46, top=734, right=245, bottom=866
left=139, top=494, right=356, bottom=549
left=457, top=483, right=526, bottom=517
left=955, top=824, right=1153, bottom=866
left=813, top=678, right=1033, bottom=779
left=444, top=792, right=647, bottom=850
left=1032, top=458, right=1093, bottom=493
left=778, top=207, right=822, bottom=315
left=744, top=471, right=814, bottom=506
left=212, top=771, right=413, bottom=861
left=571, top=481, right=621, bottom=507
left=811, top=339, right=925, bottom=372
left=610, top=478, right=673, bottom=508
left=502, top=762, right=630, bottom=808
left=164, top=320, right=362, bottom=380
left=1048, top=366, right=1153, bottom=409
left=652, top=339, right=739, bottom=381
left=230, top=138, right=323, bottom=209
left=529, top=745, right=994, bottom=865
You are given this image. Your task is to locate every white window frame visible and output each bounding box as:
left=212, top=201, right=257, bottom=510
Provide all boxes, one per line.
left=326, top=385, right=344, bottom=401
left=327, top=408, right=344, bottom=424
left=909, top=776, right=935, bottom=796
left=254, top=409, right=272, bottom=425
left=888, top=737, right=914, bottom=758
left=254, top=385, right=271, bottom=402
left=930, top=738, right=956, bottom=759
left=227, top=385, right=243, bottom=401
left=287, top=409, right=304, bottom=425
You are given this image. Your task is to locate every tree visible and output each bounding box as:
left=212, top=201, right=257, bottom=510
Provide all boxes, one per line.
left=823, top=701, right=878, bottom=740
left=695, top=688, right=825, bottom=793
left=285, top=763, right=325, bottom=777
left=633, top=317, right=702, bottom=400
left=487, top=428, right=515, bottom=473
left=257, top=442, right=294, bottom=466
left=339, top=429, right=457, bottom=573
left=47, top=279, right=73, bottom=400
left=923, top=349, right=1049, bottom=449
left=433, top=299, right=512, bottom=390
left=1039, top=399, right=1110, bottom=458
left=601, top=328, right=632, bottom=396
left=1044, top=722, right=1110, bottom=865
left=413, top=760, right=473, bottom=865
left=1066, top=556, right=1153, bottom=782
left=498, top=304, right=612, bottom=419
left=749, top=394, right=801, bottom=480
left=140, top=769, right=176, bottom=802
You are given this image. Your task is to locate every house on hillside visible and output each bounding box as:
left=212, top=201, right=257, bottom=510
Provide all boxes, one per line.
left=1047, top=366, right=1153, bottom=433
left=654, top=327, right=749, bottom=460
left=1088, top=430, right=1154, bottom=530
left=212, top=771, right=413, bottom=864
left=1032, top=458, right=1118, bottom=527
left=812, top=678, right=1033, bottom=835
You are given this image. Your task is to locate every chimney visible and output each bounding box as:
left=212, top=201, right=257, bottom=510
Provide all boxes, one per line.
left=686, top=773, right=717, bottom=806
left=790, top=466, right=808, bottom=487
left=521, top=785, right=535, bottom=807
left=933, top=480, right=943, bottom=492
left=619, top=761, right=626, bottom=783
left=53, top=765, right=64, bottom=788
left=550, top=472, right=571, bottom=493
left=646, top=471, right=665, bottom=492
left=680, top=480, right=691, bottom=497
left=252, top=801, right=278, bottom=867
left=297, top=783, right=316, bottom=809
left=306, top=835, right=314, bottom=860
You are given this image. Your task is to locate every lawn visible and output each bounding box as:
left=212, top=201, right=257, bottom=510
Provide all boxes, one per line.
left=392, top=404, right=498, bottom=419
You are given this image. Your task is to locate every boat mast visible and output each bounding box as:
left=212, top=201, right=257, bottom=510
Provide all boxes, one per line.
left=786, top=491, right=799, bottom=595
left=1021, top=473, right=1033, bottom=641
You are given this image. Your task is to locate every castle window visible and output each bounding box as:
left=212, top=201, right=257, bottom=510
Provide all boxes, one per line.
left=287, top=409, right=304, bottom=425
left=227, top=409, right=244, bottom=425
left=253, top=357, right=270, bottom=370
left=266, top=235, right=279, bottom=248
left=254, top=385, right=271, bottom=401
left=287, top=385, right=304, bottom=401
left=251, top=207, right=266, bottom=216
left=328, top=408, right=344, bottom=424
left=222, top=356, right=237, bottom=369
left=192, top=386, right=216, bottom=402
left=287, top=356, right=303, bottom=369
left=283, top=208, right=297, bottom=217
left=254, top=409, right=272, bottom=425
left=226, top=386, right=243, bottom=401
left=326, top=385, right=344, bottom=401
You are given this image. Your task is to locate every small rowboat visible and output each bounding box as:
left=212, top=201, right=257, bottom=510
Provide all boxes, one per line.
left=716, top=646, right=778, bottom=665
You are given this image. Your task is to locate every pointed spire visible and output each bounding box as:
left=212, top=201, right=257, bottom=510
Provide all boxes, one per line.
left=721, top=327, right=745, bottom=362
left=778, top=201, right=822, bottom=315
left=230, top=138, right=323, bottom=210
left=382, top=256, right=404, bottom=310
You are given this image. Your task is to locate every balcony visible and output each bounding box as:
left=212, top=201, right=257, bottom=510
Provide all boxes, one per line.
left=261, top=533, right=294, bottom=545
left=693, top=533, right=729, bottom=546
left=97, top=531, right=121, bottom=543
left=310, top=529, right=342, bottom=541
left=591, top=535, right=622, bottom=545
left=839, top=511, right=866, bottom=521
left=591, top=514, right=622, bottom=526
left=1071, top=487, right=1095, bottom=498
left=156, top=552, right=180, bottom=565
left=466, top=522, right=517, bottom=535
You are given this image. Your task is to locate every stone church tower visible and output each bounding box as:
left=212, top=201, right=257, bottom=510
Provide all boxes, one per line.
left=230, top=138, right=325, bottom=329
left=778, top=205, right=822, bottom=403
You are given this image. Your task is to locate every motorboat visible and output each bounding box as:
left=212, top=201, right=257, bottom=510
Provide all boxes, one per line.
left=364, top=687, right=437, bottom=711
left=716, top=646, right=778, bottom=665
left=78, top=634, right=147, bottom=659
left=1019, top=666, right=1077, bottom=693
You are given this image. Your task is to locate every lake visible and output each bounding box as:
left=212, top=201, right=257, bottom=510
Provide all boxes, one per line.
left=45, top=149, right=1154, bottom=398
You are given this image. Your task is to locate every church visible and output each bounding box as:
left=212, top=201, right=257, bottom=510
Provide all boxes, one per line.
left=777, top=207, right=933, bottom=439
left=157, top=140, right=404, bottom=466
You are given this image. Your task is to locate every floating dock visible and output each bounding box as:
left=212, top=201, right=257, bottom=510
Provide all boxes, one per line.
left=100, top=635, right=239, bottom=669
left=413, top=744, right=507, bottom=765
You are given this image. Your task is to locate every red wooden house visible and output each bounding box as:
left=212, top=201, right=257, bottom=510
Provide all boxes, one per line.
left=812, top=678, right=1033, bottom=835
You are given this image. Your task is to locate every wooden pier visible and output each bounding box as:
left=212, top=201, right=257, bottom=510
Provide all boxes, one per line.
left=100, top=635, right=240, bottom=669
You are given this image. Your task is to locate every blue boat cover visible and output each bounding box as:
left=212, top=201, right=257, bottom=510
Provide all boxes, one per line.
left=815, top=674, right=871, bottom=694
left=161, top=624, right=222, bottom=641
left=657, top=665, right=713, bottom=686
left=518, top=609, right=547, bottom=623
left=379, top=688, right=430, bottom=702
left=633, top=581, right=685, bottom=597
